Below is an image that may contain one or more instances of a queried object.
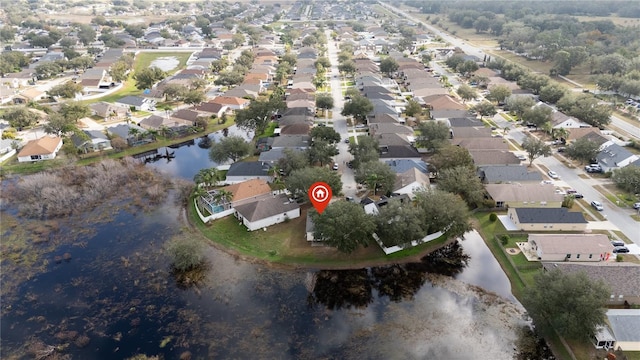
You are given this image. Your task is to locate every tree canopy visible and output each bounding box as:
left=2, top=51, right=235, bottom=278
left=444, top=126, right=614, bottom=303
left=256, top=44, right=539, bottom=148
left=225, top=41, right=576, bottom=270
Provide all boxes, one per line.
left=430, top=144, right=474, bottom=173
left=349, top=136, right=380, bottom=169
left=60, top=102, right=90, bottom=123
left=375, top=199, right=427, bottom=247
left=414, top=188, right=471, bottom=238
left=309, top=126, right=340, bottom=144
left=379, top=57, right=399, bottom=76
left=355, top=161, right=397, bottom=196
left=416, top=121, right=449, bottom=151
left=312, top=201, right=375, bottom=254
left=234, top=97, right=285, bottom=134
left=286, top=166, right=342, bottom=201
left=2, top=107, right=40, bottom=129
left=523, top=269, right=609, bottom=341
left=612, top=166, right=640, bottom=194
left=134, top=67, right=166, bottom=90
left=208, top=136, right=252, bottom=164
left=565, top=138, right=600, bottom=164
left=522, top=137, right=552, bottom=166
left=341, top=94, right=373, bottom=122
left=48, top=81, right=83, bottom=99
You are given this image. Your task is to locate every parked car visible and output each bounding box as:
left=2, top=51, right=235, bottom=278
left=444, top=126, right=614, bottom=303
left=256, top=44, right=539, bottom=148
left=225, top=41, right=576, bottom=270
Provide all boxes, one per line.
left=591, top=200, right=604, bottom=211
left=516, top=154, right=527, bottom=161
left=547, top=170, right=559, bottom=179
left=344, top=138, right=350, bottom=144
left=566, top=189, right=584, bottom=199
left=633, top=202, right=640, bottom=210
left=332, top=163, right=339, bottom=170
left=613, top=246, right=630, bottom=254
left=345, top=196, right=355, bottom=202
left=611, top=240, right=625, bottom=247
left=585, top=164, right=603, bottom=173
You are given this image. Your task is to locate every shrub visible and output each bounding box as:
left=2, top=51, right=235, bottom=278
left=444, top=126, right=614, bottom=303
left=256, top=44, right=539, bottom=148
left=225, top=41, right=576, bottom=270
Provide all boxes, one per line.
left=616, top=255, right=623, bottom=262
left=500, top=234, right=510, bottom=246
left=166, top=234, right=206, bottom=272
left=489, top=213, right=498, bottom=222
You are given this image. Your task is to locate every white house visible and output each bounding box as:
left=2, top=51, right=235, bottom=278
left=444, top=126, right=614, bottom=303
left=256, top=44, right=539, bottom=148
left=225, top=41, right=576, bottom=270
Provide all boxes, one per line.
left=233, top=194, right=300, bottom=231
left=17, top=136, right=63, bottom=162
left=527, top=234, right=613, bottom=262
left=392, top=167, right=430, bottom=199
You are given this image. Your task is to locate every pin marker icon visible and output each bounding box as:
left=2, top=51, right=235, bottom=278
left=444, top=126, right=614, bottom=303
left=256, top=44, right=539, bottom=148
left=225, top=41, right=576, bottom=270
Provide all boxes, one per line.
left=308, top=182, right=332, bottom=214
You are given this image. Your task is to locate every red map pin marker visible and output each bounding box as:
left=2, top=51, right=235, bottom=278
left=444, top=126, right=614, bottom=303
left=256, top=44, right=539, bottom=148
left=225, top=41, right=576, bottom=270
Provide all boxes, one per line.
left=308, top=182, right=332, bottom=214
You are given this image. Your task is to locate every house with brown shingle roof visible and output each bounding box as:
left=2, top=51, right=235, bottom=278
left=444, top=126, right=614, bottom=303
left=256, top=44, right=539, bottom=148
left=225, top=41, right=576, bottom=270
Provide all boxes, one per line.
left=528, top=234, right=612, bottom=262
left=392, top=167, right=430, bottom=199
left=452, top=137, right=509, bottom=151
left=422, top=94, right=466, bottom=111
left=17, top=136, right=63, bottom=162
left=171, top=109, right=200, bottom=125
left=221, top=179, right=273, bottom=206
left=211, top=96, right=250, bottom=110
left=485, top=183, right=563, bottom=208
left=470, top=150, right=521, bottom=166
left=194, top=102, right=229, bottom=118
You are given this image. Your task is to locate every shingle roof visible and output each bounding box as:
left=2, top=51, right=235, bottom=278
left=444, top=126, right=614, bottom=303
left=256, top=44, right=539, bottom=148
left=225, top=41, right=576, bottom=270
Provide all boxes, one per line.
left=529, top=234, right=611, bottom=255
left=470, top=150, right=521, bottom=166
left=226, top=161, right=272, bottom=177
left=514, top=208, right=587, bottom=224
left=234, top=193, right=299, bottom=222
left=485, top=183, right=562, bottom=203
left=221, top=179, right=272, bottom=203
left=607, top=309, right=640, bottom=342
left=17, top=136, right=62, bottom=157
left=385, top=159, right=429, bottom=174
left=116, top=95, right=146, bottom=107
left=479, top=165, right=543, bottom=183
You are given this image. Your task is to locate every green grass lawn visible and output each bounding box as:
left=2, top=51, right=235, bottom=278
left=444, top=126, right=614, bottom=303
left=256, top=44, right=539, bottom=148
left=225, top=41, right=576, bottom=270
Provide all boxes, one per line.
left=258, top=121, right=277, bottom=138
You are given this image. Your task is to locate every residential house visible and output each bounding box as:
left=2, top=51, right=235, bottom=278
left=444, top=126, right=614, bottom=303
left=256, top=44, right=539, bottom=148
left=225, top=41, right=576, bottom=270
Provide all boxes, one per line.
left=234, top=193, right=300, bottom=231
left=115, top=95, right=156, bottom=111
left=392, top=168, right=430, bottom=199
left=485, top=183, right=563, bottom=208
left=606, top=309, right=640, bottom=350
left=544, top=264, right=640, bottom=306
left=377, top=133, right=421, bottom=160
left=430, top=109, right=472, bottom=120
left=258, top=147, right=305, bottom=164
left=225, top=161, right=273, bottom=184
left=107, top=123, right=148, bottom=145
left=507, top=207, right=588, bottom=231
left=194, top=101, right=229, bottom=118
left=385, top=159, right=429, bottom=175
left=271, top=135, right=311, bottom=149
left=14, top=88, right=46, bottom=103
left=139, top=115, right=179, bottom=130
left=479, top=165, right=543, bottom=183
left=170, top=109, right=200, bottom=126
left=17, top=136, right=63, bottom=162
left=80, top=68, right=109, bottom=93
left=453, top=137, right=509, bottom=151
left=90, top=102, right=128, bottom=119
left=211, top=96, right=250, bottom=110
left=528, top=234, right=612, bottom=262
left=470, top=150, right=521, bottom=166
left=72, top=130, right=112, bottom=153
left=596, top=144, right=639, bottom=172
left=222, top=179, right=274, bottom=207
left=422, top=94, right=466, bottom=111
left=280, top=123, right=310, bottom=135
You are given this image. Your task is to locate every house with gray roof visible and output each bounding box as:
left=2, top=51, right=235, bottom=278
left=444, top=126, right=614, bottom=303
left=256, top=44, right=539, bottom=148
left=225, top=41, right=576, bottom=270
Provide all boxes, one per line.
left=507, top=207, right=587, bottom=231
left=605, top=309, right=640, bottom=350
left=225, top=161, right=273, bottom=184
left=72, top=130, right=112, bottom=153
left=234, top=193, right=300, bottom=231
left=479, top=165, right=542, bottom=183
left=271, top=135, right=311, bottom=149
left=258, top=147, right=304, bottom=164
left=385, top=159, right=429, bottom=174
left=596, top=144, right=639, bottom=172
left=115, top=95, right=156, bottom=111
left=542, top=264, right=640, bottom=306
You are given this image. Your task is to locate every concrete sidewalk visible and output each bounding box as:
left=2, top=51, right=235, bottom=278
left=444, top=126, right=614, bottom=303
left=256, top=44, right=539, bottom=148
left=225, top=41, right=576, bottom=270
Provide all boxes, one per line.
left=586, top=220, right=621, bottom=231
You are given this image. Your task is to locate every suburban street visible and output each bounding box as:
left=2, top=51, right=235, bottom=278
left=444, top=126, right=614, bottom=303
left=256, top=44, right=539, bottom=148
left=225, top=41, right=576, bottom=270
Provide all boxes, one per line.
left=380, top=2, right=639, bottom=244
left=326, top=32, right=358, bottom=199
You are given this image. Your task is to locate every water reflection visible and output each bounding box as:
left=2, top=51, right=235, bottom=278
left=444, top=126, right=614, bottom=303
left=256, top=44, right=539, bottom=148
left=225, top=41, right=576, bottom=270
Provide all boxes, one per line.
left=144, top=125, right=253, bottom=180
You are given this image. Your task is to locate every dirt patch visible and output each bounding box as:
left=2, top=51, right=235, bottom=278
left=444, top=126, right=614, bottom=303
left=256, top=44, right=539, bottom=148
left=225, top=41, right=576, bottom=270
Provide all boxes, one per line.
left=506, top=248, right=521, bottom=255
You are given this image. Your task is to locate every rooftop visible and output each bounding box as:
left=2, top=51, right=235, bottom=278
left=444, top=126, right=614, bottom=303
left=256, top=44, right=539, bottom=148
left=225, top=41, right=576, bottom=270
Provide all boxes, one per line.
left=234, top=194, right=299, bottom=222
left=514, top=208, right=587, bottom=224
left=529, top=234, right=612, bottom=255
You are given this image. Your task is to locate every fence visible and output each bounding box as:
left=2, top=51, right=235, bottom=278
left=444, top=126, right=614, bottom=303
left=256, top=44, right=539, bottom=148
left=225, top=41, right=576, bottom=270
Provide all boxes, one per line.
left=373, top=230, right=445, bottom=255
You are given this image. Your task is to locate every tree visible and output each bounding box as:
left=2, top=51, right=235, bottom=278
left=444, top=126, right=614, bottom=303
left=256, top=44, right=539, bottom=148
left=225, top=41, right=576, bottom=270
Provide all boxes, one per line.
left=505, top=95, right=536, bottom=118
left=231, top=33, right=245, bottom=47
left=314, top=57, right=331, bottom=69
left=486, top=85, right=511, bottom=104
left=349, top=136, right=380, bottom=169
left=612, top=166, right=640, bottom=194
left=210, top=58, right=229, bottom=73
left=235, top=97, right=285, bottom=134
left=109, top=60, right=130, bottom=83
left=404, top=99, right=423, bottom=119
left=565, top=138, right=600, bottom=164
left=76, top=24, right=97, bottom=45
left=355, top=161, right=396, bottom=195
left=214, top=70, right=245, bottom=87
left=277, top=148, right=309, bottom=176
left=416, top=121, right=449, bottom=151
left=539, top=83, right=567, bottom=104
left=2, top=107, right=40, bottom=129
left=522, top=106, right=552, bottom=129
left=311, top=201, right=375, bottom=254
left=162, top=84, right=188, bottom=101
left=47, top=81, right=83, bottom=99
left=193, top=168, right=223, bottom=187
left=437, top=166, right=485, bottom=207
left=517, top=73, right=549, bottom=94
left=307, top=139, right=338, bottom=166
left=43, top=113, right=76, bottom=136
left=553, top=50, right=572, bottom=76
left=472, top=101, right=497, bottom=119
left=35, top=62, right=62, bottom=79
left=337, top=60, right=356, bottom=76
left=60, top=102, right=90, bottom=123
left=166, top=233, right=206, bottom=272
left=456, top=84, right=477, bottom=102
left=456, top=60, right=479, bottom=77
left=183, top=89, right=206, bottom=105
left=375, top=199, right=426, bottom=247
left=124, top=24, right=145, bottom=38
left=430, top=144, right=473, bottom=174
left=208, top=136, right=252, bottom=164
left=341, top=94, right=373, bottom=122
left=0, top=26, right=16, bottom=42
left=286, top=166, right=342, bottom=201
left=522, top=137, right=552, bottom=166
left=315, top=93, right=334, bottom=115
left=310, top=126, right=340, bottom=143
left=414, top=188, right=471, bottom=238
left=133, top=67, right=166, bottom=90
left=379, top=57, right=399, bottom=77
left=523, top=269, right=609, bottom=340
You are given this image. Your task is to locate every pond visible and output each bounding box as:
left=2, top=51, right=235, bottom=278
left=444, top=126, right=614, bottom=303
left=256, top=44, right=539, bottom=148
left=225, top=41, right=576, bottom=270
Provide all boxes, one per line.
left=149, top=57, right=181, bottom=72
left=0, top=135, right=528, bottom=359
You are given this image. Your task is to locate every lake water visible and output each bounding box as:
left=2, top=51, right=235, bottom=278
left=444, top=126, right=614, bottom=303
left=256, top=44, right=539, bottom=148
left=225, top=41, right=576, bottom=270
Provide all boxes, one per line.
left=0, top=133, right=526, bottom=359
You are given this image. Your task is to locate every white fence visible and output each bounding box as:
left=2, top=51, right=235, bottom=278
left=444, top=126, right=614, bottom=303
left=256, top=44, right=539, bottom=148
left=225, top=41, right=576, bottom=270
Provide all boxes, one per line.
left=0, top=149, right=16, bottom=163
left=373, top=230, right=445, bottom=255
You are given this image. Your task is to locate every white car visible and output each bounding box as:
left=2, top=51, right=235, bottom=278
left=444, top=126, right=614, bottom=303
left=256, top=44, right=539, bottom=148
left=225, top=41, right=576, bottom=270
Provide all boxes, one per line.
left=516, top=154, right=527, bottom=161
left=547, top=170, right=559, bottom=179
left=591, top=201, right=604, bottom=211
left=332, top=163, right=339, bottom=170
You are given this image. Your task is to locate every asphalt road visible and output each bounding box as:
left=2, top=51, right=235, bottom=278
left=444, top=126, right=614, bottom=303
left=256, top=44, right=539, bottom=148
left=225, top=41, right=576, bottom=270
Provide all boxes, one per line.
left=326, top=32, right=358, bottom=199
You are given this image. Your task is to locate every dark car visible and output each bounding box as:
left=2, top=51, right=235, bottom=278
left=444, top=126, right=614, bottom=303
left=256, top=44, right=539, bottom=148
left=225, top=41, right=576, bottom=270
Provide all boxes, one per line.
left=611, top=240, right=625, bottom=247
left=613, top=246, right=630, bottom=254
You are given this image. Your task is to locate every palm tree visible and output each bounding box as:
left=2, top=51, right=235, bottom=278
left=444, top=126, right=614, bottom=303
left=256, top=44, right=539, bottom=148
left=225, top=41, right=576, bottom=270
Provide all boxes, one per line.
left=194, top=168, right=222, bottom=187
left=541, top=121, right=553, bottom=136
left=128, top=127, right=140, bottom=141
left=552, top=127, right=569, bottom=143
left=212, top=189, right=233, bottom=209
left=366, top=173, right=381, bottom=196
